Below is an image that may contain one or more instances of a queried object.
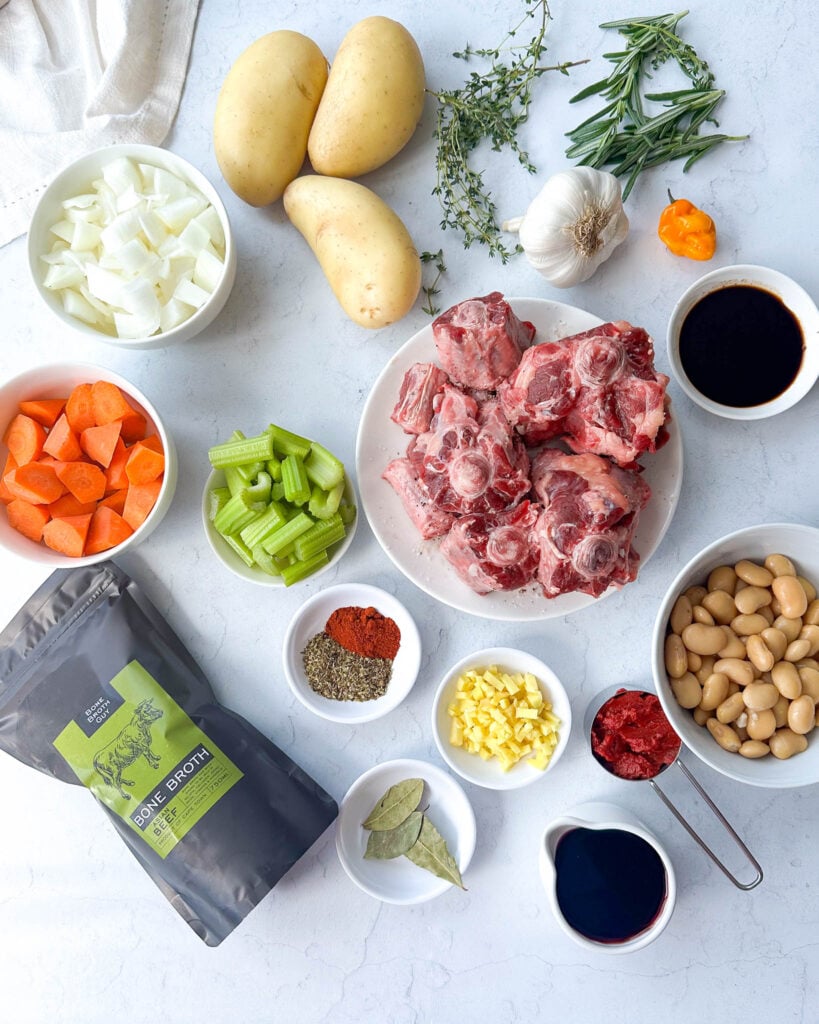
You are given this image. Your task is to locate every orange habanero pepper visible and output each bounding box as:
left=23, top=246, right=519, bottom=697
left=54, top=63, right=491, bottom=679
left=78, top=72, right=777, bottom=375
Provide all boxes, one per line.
left=658, top=191, right=716, bottom=260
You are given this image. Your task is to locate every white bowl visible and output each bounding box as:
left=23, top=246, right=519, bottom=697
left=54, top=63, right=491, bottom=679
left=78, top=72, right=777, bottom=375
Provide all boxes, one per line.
left=282, top=583, right=421, bottom=723
left=431, top=646, right=572, bottom=790
left=335, top=758, right=476, bottom=904
left=27, top=143, right=236, bottom=349
left=652, top=522, right=819, bottom=788
left=667, top=264, right=819, bottom=419
left=202, top=469, right=358, bottom=588
left=0, top=362, right=177, bottom=566
left=539, top=801, right=676, bottom=953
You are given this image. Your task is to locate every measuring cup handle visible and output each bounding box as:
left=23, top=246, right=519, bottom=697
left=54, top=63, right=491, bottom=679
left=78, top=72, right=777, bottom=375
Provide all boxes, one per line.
left=649, top=759, right=763, bottom=891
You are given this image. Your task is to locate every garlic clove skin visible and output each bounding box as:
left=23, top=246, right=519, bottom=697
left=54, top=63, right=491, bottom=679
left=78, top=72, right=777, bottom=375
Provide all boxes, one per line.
left=503, top=167, right=629, bottom=289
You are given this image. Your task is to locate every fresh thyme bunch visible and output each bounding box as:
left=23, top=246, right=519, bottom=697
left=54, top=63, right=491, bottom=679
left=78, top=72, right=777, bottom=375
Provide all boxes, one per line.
left=430, top=0, right=586, bottom=262
left=565, top=11, right=747, bottom=199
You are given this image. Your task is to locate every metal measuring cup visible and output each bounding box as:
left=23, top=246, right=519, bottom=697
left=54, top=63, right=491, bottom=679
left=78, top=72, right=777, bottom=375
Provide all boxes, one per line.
left=584, top=686, right=763, bottom=891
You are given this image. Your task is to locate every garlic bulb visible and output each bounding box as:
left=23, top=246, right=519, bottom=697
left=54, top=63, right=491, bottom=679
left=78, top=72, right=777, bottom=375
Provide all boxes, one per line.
left=502, top=167, right=629, bottom=288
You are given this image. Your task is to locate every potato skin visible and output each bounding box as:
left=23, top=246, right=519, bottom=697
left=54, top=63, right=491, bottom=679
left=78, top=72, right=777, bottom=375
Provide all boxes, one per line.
left=283, top=175, right=421, bottom=329
left=214, top=31, right=328, bottom=206
left=308, top=17, right=425, bottom=178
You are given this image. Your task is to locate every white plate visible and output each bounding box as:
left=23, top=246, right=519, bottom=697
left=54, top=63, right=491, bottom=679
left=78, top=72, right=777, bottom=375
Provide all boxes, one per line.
left=355, top=297, right=684, bottom=620
left=431, top=646, right=572, bottom=790
left=335, top=758, right=476, bottom=904
left=282, top=583, right=421, bottom=724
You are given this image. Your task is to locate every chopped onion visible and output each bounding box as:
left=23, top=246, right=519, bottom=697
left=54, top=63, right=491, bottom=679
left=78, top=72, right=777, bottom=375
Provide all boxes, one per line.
left=40, top=155, right=226, bottom=339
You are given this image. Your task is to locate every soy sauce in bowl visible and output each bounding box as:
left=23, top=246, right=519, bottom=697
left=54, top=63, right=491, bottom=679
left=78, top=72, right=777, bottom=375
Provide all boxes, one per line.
left=554, top=826, right=668, bottom=944
left=678, top=284, right=804, bottom=407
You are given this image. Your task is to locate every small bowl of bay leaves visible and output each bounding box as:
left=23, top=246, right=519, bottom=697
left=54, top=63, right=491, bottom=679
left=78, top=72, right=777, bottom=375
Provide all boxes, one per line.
left=335, top=758, right=476, bottom=905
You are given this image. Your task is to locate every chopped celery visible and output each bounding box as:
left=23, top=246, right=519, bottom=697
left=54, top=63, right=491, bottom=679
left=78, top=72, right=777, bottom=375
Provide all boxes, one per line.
left=222, top=533, right=255, bottom=568
left=243, top=470, right=272, bottom=505
left=339, top=501, right=357, bottom=527
left=207, top=486, right=231, bottom=522
left=271, top=481, right=285, bottom=501
left=251, top=544, right=282, bottom=576
left=308, top=480, right=344, bottom=520
left=213, top=491, right=265, bottom=535
left=294, top=513, right=345, bottom=561
left=266, top=456, right=282, bottom=482
left=282, top=454, right=311, bottom=505
left=223, top=465, right=245, bottom=497
left=304, top=442, right=344, bottom=490
left=208, top=432, right=273, bottom=468
left=260, top=511, right=314, bottom=555
left=239, top=500, right=286, bottom=548
left=267, top=423, right=311, bottom=459
left=234, top=459, right=265, bottom=483
left=281, top=551, right=329, bottom=586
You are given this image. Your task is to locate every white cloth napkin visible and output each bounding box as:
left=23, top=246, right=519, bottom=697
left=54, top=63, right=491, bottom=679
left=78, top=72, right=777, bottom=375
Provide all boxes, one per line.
left=0, top=0, right=200, bottom=247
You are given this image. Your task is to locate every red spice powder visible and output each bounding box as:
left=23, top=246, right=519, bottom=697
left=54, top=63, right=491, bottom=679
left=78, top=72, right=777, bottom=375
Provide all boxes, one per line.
left=591, top=689, right=680, bottom=781
left=325, top=605, right=401, bottom=661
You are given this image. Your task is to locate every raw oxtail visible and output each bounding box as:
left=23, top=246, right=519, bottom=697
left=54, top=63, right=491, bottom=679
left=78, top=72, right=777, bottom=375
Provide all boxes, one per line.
left=0, top=562, right=338, bottom=945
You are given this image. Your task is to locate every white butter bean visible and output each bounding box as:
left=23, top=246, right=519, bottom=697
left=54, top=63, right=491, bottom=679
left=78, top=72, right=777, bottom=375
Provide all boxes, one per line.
left=772, top=576, right=808, bottom=619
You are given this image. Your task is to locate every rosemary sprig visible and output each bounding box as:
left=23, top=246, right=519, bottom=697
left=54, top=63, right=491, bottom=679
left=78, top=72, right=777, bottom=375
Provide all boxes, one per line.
left=420, top=249, right=447, bottom=316
left=565, top=11, right=747, bottom=199
left=429, top=0, right=587, bottom=261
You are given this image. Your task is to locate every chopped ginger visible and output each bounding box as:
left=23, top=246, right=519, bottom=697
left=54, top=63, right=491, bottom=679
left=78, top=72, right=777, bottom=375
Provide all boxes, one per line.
left=446, top=665, right=562, bottom=771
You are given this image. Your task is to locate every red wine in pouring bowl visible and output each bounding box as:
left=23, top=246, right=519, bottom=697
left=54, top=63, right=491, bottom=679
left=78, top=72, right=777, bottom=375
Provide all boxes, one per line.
left=679, top=284, right=804, bottom=408
left=554, top=826, right=668, bottom=943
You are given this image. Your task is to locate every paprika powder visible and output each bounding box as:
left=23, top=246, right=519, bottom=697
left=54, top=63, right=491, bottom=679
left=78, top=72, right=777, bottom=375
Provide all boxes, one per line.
left=325, top=605, right=401, bottom=660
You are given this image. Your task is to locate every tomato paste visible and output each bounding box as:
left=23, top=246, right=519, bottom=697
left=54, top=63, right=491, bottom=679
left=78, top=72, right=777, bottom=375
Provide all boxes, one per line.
left=591, top=689, right=680, bottom=780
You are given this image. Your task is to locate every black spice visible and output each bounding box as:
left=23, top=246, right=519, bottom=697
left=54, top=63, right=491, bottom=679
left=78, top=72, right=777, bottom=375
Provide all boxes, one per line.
left=302, top=632, right=393, bottom=702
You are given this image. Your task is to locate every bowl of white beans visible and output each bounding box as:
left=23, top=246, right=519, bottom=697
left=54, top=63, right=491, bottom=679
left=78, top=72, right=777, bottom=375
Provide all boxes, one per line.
left=651, top=522, right=819, bottom=788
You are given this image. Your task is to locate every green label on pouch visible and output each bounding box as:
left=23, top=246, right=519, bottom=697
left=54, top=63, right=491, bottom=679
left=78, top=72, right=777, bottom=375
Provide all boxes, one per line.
left=53, top=661, right=243, bottom=859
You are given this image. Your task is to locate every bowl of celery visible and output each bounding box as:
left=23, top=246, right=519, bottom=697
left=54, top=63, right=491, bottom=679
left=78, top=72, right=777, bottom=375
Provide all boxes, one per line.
left=202, top=422, right=357, bottom=587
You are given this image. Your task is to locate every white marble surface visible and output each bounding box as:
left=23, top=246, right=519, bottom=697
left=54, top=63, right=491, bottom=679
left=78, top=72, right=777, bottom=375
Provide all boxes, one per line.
left=1, top=2, right=818, bottom=1021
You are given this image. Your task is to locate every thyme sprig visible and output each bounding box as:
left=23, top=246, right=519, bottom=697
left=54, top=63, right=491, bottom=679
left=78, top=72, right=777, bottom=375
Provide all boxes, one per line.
left=565, top=11, right=747, bottom=199
left=420, top=249, right=447, bottom=317
left=429, top=0, right=587, bottom=262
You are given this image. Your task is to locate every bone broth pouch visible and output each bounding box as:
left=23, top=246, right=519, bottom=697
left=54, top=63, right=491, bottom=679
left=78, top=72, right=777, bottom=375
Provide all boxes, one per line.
left=0, top=562, right=338, bottom=946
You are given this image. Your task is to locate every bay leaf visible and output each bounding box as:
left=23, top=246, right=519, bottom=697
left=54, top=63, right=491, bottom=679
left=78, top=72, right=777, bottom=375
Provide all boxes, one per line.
left=364, top=810, right=423, bottom=860
left=362, top=777, right=424, bottom=831
left=404, top=815, right=466, bottom=890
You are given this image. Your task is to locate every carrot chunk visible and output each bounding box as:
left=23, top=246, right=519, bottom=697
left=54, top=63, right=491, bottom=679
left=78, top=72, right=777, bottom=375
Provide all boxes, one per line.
left=85, top=505, right=134, bottom=554
left=18, top=398, right=66, bottom=429
left=4, top=413, right=47, bottom=465
left=80, top=420, right=122, bottom=468
left=123, top=479, right=162, bottom=529
left=42, top=413, right=83, bottom=462
left=139, top=433, right=164, bottom=454
left=53, top=461, right=106, bottom=503
left=65, top=383, right=96, bottom=433
left=0, top=452, right=19, bottom=504
left=119, top=407, right=148, bottom=444
left=5, top=463, right=65, bottom=504
left=91, top=381, right=133, bottom=426
left=48, top=493, right=98, bottom=518
left=105, top=438, right=130, bottom=491
left=42, top=513, right=93, bottom=557
left=6, top=499, right=51, bottom=543
left=125, top=442, right=165, bottom=485
left=98, top=488, right=128, bottom=515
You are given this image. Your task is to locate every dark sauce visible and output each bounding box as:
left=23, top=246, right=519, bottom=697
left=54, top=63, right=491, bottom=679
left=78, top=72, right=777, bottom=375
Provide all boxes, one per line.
left=679, top=284, right=804, bottom=407
left=554, top=827, right=667, bottom=944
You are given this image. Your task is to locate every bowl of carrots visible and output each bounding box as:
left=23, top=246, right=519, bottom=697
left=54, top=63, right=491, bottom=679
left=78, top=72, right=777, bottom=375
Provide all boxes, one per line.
left=0, top=362, right=177, bottom=565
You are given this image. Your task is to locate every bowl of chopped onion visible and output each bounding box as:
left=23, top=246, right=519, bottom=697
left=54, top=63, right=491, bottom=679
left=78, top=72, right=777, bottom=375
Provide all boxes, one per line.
left=27, top=144, right=236, bottom=349
left=431, top=646, right=572, bottom=791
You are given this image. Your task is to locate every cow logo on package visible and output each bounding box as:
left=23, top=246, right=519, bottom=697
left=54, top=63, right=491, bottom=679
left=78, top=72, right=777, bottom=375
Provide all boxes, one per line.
left=92, top=699, right=164, bottom=800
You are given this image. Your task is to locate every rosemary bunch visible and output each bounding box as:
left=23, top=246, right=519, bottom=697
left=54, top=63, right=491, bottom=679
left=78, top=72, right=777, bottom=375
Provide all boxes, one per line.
left=430, top=0, right=587, bottom=261
left=565, top=11, right=747, bottom=199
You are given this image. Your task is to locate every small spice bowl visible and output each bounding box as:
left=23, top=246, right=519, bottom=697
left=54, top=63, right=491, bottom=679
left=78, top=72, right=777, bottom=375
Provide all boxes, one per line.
left=431, top=646, right=572, bottom=791
left=282, top=583, right=422, bottom=724
left=336, top=757, right=477, bottom=904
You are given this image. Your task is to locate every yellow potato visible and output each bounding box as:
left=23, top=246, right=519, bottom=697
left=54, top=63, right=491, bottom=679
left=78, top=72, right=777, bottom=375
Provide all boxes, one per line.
left=283, top=175, right=421, bottom=329
left=214, top=31, right=328, bottom=206
left=308, top=16, right=425, bottom=178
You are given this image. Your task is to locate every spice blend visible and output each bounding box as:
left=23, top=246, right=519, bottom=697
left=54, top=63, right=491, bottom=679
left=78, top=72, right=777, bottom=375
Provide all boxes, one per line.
left=302, top=605, right=402, bottom=702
